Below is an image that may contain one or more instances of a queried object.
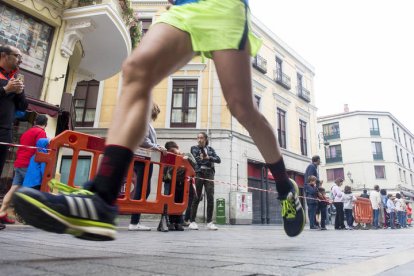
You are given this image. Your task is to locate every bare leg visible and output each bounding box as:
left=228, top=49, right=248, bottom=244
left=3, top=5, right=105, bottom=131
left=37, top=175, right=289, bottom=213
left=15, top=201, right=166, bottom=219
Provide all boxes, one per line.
left=107, top=23, right=195, bottom=149
left=0, top=185, right=19, bottom=215
left=212, top=48, right=282, bottom=164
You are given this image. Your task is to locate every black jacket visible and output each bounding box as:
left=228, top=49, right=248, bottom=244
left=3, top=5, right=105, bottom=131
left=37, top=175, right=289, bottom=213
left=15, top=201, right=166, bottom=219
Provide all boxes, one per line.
left=190, top=145, right=221, bottom=173
left=0, top=71, right=28, bottom=130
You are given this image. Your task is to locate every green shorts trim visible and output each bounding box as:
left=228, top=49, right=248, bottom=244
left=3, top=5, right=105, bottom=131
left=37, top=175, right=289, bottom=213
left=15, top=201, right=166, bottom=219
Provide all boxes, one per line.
left=155, top=0, right=262, bottom=59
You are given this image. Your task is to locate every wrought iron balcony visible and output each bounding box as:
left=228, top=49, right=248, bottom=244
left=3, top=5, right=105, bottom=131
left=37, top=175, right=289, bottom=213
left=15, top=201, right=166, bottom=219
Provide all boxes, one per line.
left=274, top=69, right=291, bottom=90
left=323, top=132, right=340, bottom=140
left=373, top=153, right=384, bottom=160
left=370, top=129, right=380, bottom=136
left=252, top=55, right=267, bottom=74
left=325, top=156, right=343, bottom=163
left=297, top=86, right=311, bottom=102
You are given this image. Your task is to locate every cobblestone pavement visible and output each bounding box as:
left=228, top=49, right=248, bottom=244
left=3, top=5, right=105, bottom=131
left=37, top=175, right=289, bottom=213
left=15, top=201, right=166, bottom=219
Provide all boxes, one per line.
left=1, top=218, right=414, bottom=276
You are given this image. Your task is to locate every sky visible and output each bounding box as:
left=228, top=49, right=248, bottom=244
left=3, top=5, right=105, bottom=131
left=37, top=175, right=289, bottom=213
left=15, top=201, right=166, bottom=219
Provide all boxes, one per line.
left=250, top=0, right=414, bottom=132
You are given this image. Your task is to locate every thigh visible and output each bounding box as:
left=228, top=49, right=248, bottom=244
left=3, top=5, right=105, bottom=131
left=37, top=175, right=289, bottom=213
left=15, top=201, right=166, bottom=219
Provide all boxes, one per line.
left=126, top=23, right=195, bottom=85
left=212, top=48, right=255, bottom=112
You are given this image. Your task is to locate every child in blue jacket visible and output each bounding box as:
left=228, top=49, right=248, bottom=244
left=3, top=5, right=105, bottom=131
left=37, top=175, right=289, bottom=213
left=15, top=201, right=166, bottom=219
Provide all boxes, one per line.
left=22, top=138, right=49, bottom=190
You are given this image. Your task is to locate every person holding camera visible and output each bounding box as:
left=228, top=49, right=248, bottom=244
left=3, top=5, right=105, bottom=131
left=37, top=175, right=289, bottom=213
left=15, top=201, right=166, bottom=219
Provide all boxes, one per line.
left=188, top=132, right=221, bottom=230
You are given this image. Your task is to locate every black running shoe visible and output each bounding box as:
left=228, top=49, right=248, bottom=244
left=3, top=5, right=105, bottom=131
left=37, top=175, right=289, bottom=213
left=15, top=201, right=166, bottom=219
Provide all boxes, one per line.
left=13, top=188, right=117, bottom=241
left=279, top=179, right=305, bottom=237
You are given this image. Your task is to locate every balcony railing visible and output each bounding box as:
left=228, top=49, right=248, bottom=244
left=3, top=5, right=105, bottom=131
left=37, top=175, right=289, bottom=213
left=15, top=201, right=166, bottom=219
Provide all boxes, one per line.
left=370, top=129, right=380, bottom=136
left=252, top=55, right=267, bottom=74
left=325, top=156, right=343, bottom=163
left=297, top=86, right=311, bottom=102
left=323, top=132, right=340, bottom=140
left=274, top=69, right=291, bottom=90
left=373, top=153, right=384, bottom=160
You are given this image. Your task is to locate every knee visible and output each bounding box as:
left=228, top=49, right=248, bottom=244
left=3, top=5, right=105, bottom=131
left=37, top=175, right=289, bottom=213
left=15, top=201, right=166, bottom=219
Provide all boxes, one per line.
left=121, top=56, right=153, bottom=88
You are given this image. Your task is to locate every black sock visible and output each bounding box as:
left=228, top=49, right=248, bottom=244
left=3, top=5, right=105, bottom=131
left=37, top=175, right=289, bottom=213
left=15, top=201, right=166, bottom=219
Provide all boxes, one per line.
left=267, top=158, right=291, bottom=197
left=90, top=145, right=133, bottom=205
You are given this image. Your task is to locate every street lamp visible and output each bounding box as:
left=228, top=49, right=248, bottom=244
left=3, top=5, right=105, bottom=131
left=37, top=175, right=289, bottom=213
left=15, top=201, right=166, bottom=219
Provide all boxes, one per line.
left=347, top=171, right=354, bottom=183
left=318, top=132, right=330, bottom=149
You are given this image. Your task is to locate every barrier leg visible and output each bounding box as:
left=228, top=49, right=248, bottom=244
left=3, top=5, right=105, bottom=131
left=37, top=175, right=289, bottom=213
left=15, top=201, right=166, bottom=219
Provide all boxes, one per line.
left=157, top=204, right=169, bottom=232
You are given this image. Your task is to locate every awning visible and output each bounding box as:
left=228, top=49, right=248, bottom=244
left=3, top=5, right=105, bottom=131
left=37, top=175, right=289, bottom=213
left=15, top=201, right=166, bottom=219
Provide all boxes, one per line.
left=26, top=97, right=61, bottom=117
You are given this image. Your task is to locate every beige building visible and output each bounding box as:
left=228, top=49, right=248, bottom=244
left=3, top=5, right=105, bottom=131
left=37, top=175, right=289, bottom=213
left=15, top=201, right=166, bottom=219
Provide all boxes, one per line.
left=0, top=0, right=132, bottom=194
left=318, top=109, right=414, bottom=201
left=81, top=1, right=318, bottom=224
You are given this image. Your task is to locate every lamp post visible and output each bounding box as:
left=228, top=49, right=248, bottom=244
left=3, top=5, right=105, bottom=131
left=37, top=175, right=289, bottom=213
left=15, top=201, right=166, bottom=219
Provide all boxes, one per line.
left=318, top=132, right=330, bottom=149
left=347, top=171, right=354, bottom=183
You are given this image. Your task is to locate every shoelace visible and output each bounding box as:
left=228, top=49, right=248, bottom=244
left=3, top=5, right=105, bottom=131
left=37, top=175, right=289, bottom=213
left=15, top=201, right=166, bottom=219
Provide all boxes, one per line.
left=49, top=180, right=94, bottom=196
left=281, top=197, right=297, bottom=219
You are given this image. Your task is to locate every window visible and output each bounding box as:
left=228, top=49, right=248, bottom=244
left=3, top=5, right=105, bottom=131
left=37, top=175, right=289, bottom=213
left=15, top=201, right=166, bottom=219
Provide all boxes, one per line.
left=170, top=79, right=198, bottom=127
left=411, top=139, right=413, bottom=152
left=401, top=149, right=405, bottom=166
left=325, top=145, right=342, bottom=163
left=326, top=168, right=344, bottom=182
left=392, top=123, right=396, bottom=139
left=323, top=122, right=340, bottom=140
left=399, top=168, right=403, bottom=181
left=60, top=156, right=91, bottom=186
left=396, top=146, right=400, bottom=163
left=277, top=108, right=286, bottom=149
left=369, top=118, right=380, bottom=136
left=407, top=153, right=411, bottom=169
left=74, top=80, right=99, bottom=127
left=404, top=133, right=407, bottom=148
left=275, top=57, right=282, bottom=79
left=411, top=174, right=413, bottom=185
left=374, top=165, right=386, bottom=179
left=139, top=18, right=152, bottom=36
left=372, top=142, right=383, bottom=160
left=299, top=120, right=307, bottom=156
left=404, top=171, right=407, bottom=183
left=397, top=127, right=401, bottom=143
left=254, top=95, right=261, bottom=109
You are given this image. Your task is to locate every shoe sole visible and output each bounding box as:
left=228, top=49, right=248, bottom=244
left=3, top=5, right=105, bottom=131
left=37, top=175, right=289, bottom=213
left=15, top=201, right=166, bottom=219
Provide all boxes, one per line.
left=283, top=179, right=305, bottom=237
left=13, top=192, right=116, bottom=241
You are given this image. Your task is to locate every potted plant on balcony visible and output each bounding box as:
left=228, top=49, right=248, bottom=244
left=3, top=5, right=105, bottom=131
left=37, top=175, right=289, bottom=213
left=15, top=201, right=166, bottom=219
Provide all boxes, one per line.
left=78, top=0, right=97, bottom=7
left=119, top=0, right=141, bottom=48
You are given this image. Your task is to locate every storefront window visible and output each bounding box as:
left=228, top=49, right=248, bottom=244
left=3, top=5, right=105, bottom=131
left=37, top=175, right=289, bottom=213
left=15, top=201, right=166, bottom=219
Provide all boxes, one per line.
left=0, top=3, right=53, bottom=75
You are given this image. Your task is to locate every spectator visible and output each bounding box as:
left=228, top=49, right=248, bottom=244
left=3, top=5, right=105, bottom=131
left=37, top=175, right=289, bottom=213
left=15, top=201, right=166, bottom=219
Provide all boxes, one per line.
left=128, top=103, right=166, bottom=231
left=406, top=202, right=412, bottom=227
left=161, top=141, right=196, bottom=231
left=342, top=185, right=356, bottom=230
left=317, top=187, right=329, bottom=230
left=395, top=193, right=404, bottom=228
left=386, top=194, right=396, bottom=229
left=22, top=138, right=50, bottom=190
left=304, top=155, right=323, bottom=227
left=400, top=195, right=407, bottom=228
left=0, top=114, right=47, bottom=224
left=304, top=175, right=318, bottom=229
left=370, top=185, right=381, bottom=229
left=380, top=189, right=388, bottom=229
left=332, top=178, right=345, bottom=230
left=360, top=189, right=369, bottom=199
left=189, top=132, right=221, bottom=230
left=0, top=44, right=27, bottom=230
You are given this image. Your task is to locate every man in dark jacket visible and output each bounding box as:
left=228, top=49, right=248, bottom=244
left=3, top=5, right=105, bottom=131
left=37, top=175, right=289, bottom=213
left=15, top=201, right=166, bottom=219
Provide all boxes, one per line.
left=188, top=132, right=221, bottom=230
left=0, top=45, right=27, bottom=230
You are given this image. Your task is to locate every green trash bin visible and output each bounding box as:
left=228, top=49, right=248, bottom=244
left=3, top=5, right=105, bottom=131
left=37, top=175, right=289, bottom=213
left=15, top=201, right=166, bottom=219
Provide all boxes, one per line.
left=216, top=198, right=226, bottom=225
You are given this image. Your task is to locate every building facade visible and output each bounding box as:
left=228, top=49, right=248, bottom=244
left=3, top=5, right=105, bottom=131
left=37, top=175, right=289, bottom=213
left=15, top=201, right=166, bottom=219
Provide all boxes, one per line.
left=0, top=0, right=131, bottom=195
left=318, top=110, right=414, bottom=200
left=79, top=0, right=318, bottom=224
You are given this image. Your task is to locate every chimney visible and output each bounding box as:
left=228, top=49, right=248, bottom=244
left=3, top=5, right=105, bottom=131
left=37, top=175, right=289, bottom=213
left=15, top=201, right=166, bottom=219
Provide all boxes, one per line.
left=344, top=104, right=349, bottom=113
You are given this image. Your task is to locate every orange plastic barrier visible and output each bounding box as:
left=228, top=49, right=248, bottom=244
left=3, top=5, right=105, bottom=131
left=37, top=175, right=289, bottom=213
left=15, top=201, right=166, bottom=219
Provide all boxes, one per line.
left=353, top=197, right=373, bottom=224
left=36, top=130, right=195, bottom=215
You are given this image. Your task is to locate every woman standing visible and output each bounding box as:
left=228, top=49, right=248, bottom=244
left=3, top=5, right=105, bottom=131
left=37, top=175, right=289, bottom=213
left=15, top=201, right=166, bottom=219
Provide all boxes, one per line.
left=332, top=178, right=345, bottom=230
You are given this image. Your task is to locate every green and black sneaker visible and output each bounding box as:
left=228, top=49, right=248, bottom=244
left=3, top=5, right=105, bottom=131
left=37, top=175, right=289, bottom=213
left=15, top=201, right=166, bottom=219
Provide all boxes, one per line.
left=279, top=179, right=305, bottom=237
left=13, top=187, right=117, bottom=241
left=48, top=179, right=93, bottom=196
